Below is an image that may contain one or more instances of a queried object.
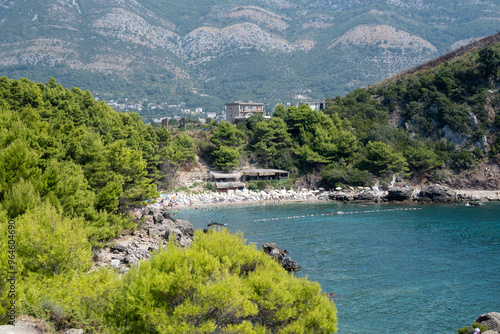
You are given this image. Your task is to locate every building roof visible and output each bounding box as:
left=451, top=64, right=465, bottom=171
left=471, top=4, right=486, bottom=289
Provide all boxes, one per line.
left=215, top=182, right=245, bottom=189
left=242, top=169, right=289, bottom=176
left=209, top=171, right=240, bottom=179
left=225, top=102, right=264, bottom=106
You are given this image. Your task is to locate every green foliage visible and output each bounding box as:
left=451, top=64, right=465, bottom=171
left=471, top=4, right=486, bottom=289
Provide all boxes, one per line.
left=322, top=164, right=373, bottom=188
left=360, top=141, right=408, bottom=176
left=174, top=186, right=190, bottom=193
left=210, top=121, right=246, bottom=147
left=457, top=322, right=488, bottom=334
left=2, top=179, right=41, bottom=219
left=450, top=151, right=475, bottom=171
left=213, top=146, right=240, bottom=172
left=203, top=182, right=216, bottom=192
left=163, top=133, right=197, bottom=167
left=0, top=77, right=172, bottom=249
left=18, top=269, right=120, bottom=332
left=404, top=145, right=443, bottom=173
left=478, top=46, right=500, bottom=77
left=16, top=202, right=92, bottom=276
left=106, top=229, right=337, bottom=333
left=251, top=118, right=293, bottom=168
left=247, top=183, right=258, bottom=191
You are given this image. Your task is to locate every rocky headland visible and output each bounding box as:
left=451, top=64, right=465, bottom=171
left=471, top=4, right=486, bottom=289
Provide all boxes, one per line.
left=328, top=184, right=500, bottom=204
left=94, top=207, right=301, bottom=274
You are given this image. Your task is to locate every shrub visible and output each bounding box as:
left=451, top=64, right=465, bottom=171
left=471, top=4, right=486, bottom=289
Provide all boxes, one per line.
left=106, top=229, right=338, bottom=333
left=203, top=182, right=216, bottom=192
left=174, top=186, right=190, bottom=193
left=457, top=322, right=488, bottom=334
left=256, top=180, right=267, bottom=190
left=247, top=183, right=258, bottom=191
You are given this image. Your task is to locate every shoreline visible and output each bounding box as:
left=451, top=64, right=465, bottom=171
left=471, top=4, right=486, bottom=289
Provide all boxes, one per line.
left=136, top=188, right=500, bottom=214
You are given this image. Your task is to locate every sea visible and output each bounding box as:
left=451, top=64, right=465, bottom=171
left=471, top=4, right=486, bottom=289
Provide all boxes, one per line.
left=175, top=201, right=500, bottom=334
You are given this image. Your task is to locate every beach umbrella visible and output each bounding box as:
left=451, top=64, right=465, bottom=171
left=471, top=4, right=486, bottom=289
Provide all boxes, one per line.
left=335, top=187, right=342, bottom=191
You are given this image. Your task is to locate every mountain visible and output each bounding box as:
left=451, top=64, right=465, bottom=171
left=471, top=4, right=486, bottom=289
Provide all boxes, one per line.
left=0, top=0, right=499, bottom=120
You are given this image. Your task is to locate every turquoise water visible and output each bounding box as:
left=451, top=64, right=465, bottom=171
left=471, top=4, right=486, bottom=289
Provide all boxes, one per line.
left=176, top=202, right=500, bottom=334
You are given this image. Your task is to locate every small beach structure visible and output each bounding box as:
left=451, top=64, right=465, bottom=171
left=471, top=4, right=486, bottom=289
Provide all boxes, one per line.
left=209, top=171, right=244, bottom=193
left=209, top=171, right=240, bottom=182
left=241, top=169, right=289, bottom=181
left=215, top=181, right=246, bottom=193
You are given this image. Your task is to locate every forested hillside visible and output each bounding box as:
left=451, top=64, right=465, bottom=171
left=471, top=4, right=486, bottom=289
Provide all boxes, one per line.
left=0, top=76, right=200, bottom=244
left=202, top=42, right=500, bottom=189
left=0, top=78, right=336, bottom=333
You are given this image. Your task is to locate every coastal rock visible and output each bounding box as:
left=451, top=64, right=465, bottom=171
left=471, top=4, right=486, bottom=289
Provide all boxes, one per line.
left=111, top=242, right=128, bottom=253
left=387, top=187, right=413, bottom=201
left=476, top=312, right=500, bottom=332
left=261, top=243, right=301, bottom=271
left=94, top=211, right=194, bottom=269
left=353, top=191, right=375, bottom=202
left=329, top=193, right=350, bottom=202
left=64, top=330, right=84, bottom=334
left=417, top=185, right=456, bottom=203
left=110, top=259, right=120, bottom=269
left=317, top=194, right=330, bottom=201
left=281, top=256, right=301, bottom=271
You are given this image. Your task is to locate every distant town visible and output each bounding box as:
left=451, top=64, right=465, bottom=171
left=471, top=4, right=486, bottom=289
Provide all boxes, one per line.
left=100, top=97, right=327, bottom=125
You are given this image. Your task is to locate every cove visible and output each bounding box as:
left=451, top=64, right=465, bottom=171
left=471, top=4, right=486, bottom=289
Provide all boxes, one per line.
left=177, top=201, right=500, bottom=334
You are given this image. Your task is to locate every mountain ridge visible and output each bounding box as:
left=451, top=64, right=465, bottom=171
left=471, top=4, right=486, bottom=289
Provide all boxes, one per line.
left=0, top=0, right=499, bottom=119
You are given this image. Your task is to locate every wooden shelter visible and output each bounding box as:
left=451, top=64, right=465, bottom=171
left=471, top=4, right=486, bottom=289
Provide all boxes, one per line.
left=215, top=182, right=245, bottom=193
left=241, top=169, right=289, bottom=181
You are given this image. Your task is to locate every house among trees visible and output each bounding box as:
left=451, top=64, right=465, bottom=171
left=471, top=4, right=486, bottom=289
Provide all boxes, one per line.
left=297, top=101, right=327, bottom=111
left=225, top=102, right=270, bottom=124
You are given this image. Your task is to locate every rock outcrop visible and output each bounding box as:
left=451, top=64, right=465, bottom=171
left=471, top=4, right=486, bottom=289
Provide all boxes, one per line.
left=387, top=187, right=413, bottom=201
left=261, top=243, right=301, bottom=271
left=94, top=207, right=194, bottom=273
left=476, top=312, right=500, bottom=333
left=353, top=191, right=377, bottom=202
left=329, top=192, right=350, bottom=202
left=417, top=184, right=456, bottom=203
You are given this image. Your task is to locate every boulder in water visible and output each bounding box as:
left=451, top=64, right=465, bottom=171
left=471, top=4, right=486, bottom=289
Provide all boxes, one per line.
left=261, top=243, right=301, bottom=271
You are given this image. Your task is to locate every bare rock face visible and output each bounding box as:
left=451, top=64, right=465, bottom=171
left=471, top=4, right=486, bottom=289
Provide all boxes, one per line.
left=475, top=312, right=500, bottom=333
left=387, top=187, right=413, bottom=201
left=417, top=184, right=456, bottom=203
left=261, top=243, right=301, bottom=271
left=94, top=209, right=194, bottom=271
left=353, top=191, right=376, bottom=202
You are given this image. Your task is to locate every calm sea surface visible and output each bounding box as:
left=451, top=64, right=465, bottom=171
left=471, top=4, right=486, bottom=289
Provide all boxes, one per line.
left=176, top=201, right=500, bottom=334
